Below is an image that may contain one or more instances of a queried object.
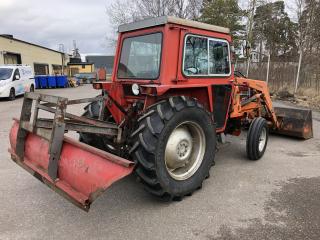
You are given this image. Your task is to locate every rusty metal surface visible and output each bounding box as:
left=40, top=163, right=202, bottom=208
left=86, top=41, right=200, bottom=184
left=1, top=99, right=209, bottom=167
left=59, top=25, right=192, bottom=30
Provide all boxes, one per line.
left=47, top=97, right=67, bottom=180
left=37, top=104, right=118, bottom=129
left=9, top=120, right=134, bottom=211
left=8, top=92, right=135, bottom=211
left=25, top=92, right=67, bottom=103
left=36, top=119, right=118, bottom=136
left=16, top=96, right=33, bottom=160
left=16, top=93, right=121, bottom=178
left=273, top=107, right=313, bottom=139
left=42, top=95, right=108, bottom=107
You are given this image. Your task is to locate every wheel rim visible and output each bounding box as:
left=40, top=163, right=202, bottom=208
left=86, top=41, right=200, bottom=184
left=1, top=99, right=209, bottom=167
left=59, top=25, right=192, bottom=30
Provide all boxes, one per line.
left=258, top=128, right=267, bottom=152
left=165, top=121, right=206, bottom=181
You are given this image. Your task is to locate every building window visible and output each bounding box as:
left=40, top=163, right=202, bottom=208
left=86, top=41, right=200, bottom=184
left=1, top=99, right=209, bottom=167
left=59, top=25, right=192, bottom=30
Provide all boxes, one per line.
left=183, top=35, right=231, bottom=76
left=82, top=65, right=86, bottom=69
left=70, top=67, right=79, bottom=76
left=52, top=65, right=62, bottom=75
left=34, top=63, right=49, bottom=75
left=4, top=52, right=22, bottom=64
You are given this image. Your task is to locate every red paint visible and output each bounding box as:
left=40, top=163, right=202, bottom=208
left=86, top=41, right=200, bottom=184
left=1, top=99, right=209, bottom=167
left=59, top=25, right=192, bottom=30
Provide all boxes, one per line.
left=9, top=121, right=134, bottom=210
left=97, top=68, right=107, bottom=81
left=101, top=22, right=234, bottom=132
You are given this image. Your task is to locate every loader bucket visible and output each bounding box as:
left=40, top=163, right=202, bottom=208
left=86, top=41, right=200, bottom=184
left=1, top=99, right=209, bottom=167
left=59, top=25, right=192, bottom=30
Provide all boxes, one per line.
left=9, top=120, right=134, bottom=211
left=273, top=107, right=313, bottom=139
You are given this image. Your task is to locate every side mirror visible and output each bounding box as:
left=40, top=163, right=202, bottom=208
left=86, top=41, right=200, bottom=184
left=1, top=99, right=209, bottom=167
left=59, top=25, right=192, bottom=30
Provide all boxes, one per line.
left=14, top=75, right=20, bottom=80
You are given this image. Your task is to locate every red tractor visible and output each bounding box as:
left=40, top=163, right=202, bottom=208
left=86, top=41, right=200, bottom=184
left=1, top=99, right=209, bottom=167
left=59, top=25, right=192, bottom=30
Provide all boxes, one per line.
left=9, top=16, right=313, bottom=211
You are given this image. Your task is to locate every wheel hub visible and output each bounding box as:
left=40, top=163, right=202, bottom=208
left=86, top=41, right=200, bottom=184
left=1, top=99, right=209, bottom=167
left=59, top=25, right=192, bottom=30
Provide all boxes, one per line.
left=259, top=128, right=267, bottom=152
left=177, top=140, right=191, bottom=158
left=166, top=127, right=193, bottom=169
left=165, top=121, right=206, bottom=181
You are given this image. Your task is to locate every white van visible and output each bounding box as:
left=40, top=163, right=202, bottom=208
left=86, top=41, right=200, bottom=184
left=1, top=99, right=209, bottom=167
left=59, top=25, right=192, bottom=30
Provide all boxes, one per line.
left=0, top=65, right=35, bottom=100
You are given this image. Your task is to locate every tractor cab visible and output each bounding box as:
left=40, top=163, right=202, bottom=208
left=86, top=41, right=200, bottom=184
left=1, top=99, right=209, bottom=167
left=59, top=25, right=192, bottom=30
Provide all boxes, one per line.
left=113, top=16, right=232, bottom=85
left=96, top=16, right=234, bottom=127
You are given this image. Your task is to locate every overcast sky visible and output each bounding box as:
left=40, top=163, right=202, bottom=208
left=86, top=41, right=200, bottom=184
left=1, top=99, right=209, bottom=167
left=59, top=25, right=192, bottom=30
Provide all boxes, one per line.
left=0, top=0, right=117, bottom=55
left=0, top=0, right=296, bottom=56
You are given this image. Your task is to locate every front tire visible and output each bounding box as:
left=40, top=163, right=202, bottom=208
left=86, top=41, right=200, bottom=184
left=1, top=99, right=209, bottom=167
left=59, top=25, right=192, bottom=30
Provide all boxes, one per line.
left=9, top=88, right=15, bottom=101
left=130, top=96, right=216, bottom=200
left=246, top=117, right=268, bottom=160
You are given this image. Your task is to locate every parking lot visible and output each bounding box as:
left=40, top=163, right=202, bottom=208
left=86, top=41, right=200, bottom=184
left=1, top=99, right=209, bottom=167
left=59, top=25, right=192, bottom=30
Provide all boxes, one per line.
left=0, top=85, right=319, bottom=240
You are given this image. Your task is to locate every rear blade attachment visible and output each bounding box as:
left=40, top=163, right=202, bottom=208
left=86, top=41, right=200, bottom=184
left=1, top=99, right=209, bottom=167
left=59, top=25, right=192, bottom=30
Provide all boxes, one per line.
left=273, top=107, right=313, bottom=139
left=8, top=93, right=134, bottom=211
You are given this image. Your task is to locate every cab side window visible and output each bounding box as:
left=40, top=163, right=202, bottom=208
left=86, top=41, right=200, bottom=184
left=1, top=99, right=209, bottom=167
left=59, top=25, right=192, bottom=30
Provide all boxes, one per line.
left=183, top=35, right=231, bottom=76
left=183, top=36, right=208, bottom=76
left=13, top=69, right=20, bottom=81
left=209, top=40, right=230, bottom=74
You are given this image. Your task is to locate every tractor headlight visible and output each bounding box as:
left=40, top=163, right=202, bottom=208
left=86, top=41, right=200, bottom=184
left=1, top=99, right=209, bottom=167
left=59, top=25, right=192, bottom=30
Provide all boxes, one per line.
left=132, top=83, right=140, bottom=96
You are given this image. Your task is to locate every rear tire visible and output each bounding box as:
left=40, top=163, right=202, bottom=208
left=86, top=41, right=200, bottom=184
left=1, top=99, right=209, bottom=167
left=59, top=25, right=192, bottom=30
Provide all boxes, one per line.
left=130, top=96, right=216, bottom=200
left=246, top=117, right=268, bottom=160
left=30, top=84, right=34, bottom=92
left=79, top=100, right=117, bottom=154
left=9, top=88, right=15, bottom=101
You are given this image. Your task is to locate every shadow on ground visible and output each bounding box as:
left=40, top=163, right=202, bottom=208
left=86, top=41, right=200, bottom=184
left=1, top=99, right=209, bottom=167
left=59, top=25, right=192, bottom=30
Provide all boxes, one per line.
left=209, top=177, right=320, bottom=240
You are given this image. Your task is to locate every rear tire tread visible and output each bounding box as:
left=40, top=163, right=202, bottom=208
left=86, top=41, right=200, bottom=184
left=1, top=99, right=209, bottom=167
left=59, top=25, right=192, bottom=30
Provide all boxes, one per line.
left=136, top=167, right=159, bottom=186
left=131, top=96, right=213, bottom=200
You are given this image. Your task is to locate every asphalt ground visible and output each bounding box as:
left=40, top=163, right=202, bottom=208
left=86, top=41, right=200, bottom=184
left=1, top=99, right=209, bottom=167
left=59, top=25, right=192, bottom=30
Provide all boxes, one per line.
left=0, top=85, right=319, bottom=240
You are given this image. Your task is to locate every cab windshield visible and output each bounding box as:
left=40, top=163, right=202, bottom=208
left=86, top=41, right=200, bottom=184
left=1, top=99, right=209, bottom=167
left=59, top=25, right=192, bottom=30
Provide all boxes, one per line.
left=118, top=33, right=162, bottom=80
left=0, top=68, right=13, bottom=80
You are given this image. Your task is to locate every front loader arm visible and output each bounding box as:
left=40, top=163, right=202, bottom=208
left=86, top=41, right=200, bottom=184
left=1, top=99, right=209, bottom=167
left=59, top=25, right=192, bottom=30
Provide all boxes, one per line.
left=230, top=77, right=313, bottom=139
left=230, top=77, right=279, bottom=128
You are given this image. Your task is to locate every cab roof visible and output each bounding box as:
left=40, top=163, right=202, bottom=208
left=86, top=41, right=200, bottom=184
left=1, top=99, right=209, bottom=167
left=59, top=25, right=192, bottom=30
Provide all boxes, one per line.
left=118, top=16, right=230, bottom=34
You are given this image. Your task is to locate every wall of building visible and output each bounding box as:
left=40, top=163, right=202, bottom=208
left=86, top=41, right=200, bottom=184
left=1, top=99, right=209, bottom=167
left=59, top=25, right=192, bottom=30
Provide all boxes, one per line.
left=0, top=37, right=67, bottom=75
left=86, top=56, right=114, bottom=74
left=68, top=64, right=94, bottom=76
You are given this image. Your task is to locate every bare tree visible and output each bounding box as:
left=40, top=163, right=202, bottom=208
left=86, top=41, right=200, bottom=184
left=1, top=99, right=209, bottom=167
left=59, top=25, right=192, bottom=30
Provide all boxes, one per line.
left=108, top=0, right=140, bottom=27
left=294, top=0, right=306, bottom=93
left=108, top=0, right=202, bottom=28
left=245, top=0, right=257, bottom=76
left=107, top=0, right=202, bottom=47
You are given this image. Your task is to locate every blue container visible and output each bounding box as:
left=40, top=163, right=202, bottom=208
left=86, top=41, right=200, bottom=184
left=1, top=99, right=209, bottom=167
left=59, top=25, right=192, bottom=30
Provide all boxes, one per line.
left=35, top=76, right=40, bottom=89
left=39, top=76, right=48, bottom=88
left=56, top=75, right=68, bottom=88
left=47, top=76, right=56, bottom=88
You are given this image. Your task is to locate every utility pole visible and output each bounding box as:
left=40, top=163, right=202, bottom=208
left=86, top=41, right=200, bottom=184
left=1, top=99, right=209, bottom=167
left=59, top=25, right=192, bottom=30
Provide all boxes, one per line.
left=59, top=44, right=65, bottom=75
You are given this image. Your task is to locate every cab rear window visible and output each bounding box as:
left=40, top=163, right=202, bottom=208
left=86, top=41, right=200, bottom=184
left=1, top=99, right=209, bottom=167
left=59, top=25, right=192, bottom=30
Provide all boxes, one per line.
left=118, top=33, right=162, bottom=80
